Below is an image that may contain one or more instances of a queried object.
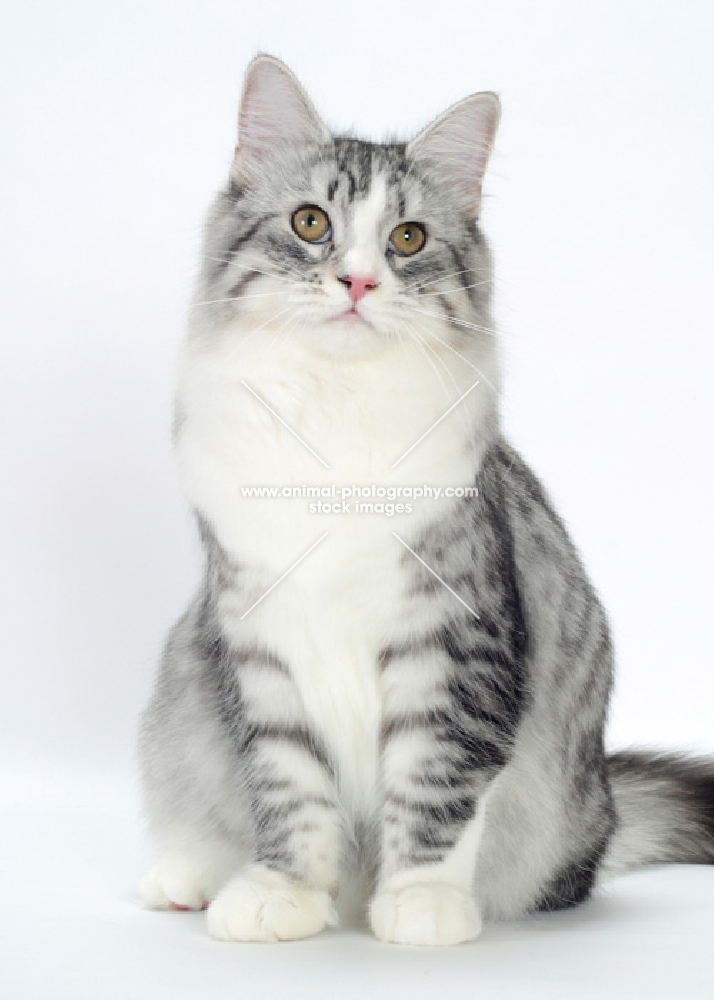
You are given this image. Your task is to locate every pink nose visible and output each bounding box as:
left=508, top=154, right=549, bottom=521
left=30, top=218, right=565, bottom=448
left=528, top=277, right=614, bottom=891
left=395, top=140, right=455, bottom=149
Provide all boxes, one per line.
left=338, top=274, right=379, bottom=303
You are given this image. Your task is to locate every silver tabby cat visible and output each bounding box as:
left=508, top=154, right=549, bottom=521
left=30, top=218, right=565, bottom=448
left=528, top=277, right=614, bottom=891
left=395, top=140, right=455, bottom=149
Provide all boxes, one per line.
left=139, top=55, right=714, bottom=945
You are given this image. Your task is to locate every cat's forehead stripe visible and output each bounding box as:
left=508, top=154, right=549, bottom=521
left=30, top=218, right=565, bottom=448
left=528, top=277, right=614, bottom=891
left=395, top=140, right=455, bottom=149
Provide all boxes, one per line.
left=329, top=138, right=409, bottom=208
left=321, top=138, right=407, bottom=219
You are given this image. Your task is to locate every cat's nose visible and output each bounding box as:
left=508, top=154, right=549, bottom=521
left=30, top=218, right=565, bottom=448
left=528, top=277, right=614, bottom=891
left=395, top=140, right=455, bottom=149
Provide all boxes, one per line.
left=337, top=274, right=380, bottom=303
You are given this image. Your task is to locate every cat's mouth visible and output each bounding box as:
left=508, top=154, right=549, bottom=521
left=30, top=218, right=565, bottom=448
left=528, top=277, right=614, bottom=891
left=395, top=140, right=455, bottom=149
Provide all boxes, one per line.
left=334, top=307, right=374, bottom=328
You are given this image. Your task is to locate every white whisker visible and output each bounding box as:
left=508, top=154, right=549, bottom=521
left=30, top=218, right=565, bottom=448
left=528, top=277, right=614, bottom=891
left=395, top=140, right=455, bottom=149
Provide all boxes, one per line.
left=403, top=268, right=488, bottom=293
left=200, top=257, right=303, bottom=284
left=414, top=279, right=493, bottom=297
left=235, top=263, right=303, bottom=283
left=202, top=255, right=233, bottom=266
left=408, top=324, right=461, bottom=395
left=403, top=305, right=511, bottom=340
left=403, top=323, right=452, bottom=402
left=410, top=322, right=498, bottom=394
left=192, top=290, right=287, bottom=307
left=404, top=323, right=477, bottom=447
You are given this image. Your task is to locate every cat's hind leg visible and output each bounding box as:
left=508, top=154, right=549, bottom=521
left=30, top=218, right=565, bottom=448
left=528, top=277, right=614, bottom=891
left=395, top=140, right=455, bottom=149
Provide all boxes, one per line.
left=138, top=602, right=252, bottom=912
left=141, top=847, right=232, bottom=911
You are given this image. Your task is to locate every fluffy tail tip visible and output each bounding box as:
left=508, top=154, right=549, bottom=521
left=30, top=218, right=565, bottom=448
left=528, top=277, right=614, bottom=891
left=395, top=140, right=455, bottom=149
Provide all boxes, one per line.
left=602, top=749, right=714, bottom=878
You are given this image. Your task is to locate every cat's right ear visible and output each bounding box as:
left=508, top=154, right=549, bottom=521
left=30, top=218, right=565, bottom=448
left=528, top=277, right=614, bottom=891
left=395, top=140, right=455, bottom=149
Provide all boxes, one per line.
left=233, top=55, right=330, bottom=186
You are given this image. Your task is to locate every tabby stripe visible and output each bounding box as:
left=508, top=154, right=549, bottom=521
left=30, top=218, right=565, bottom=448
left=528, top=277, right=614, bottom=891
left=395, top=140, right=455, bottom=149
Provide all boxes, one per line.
left=241, top=723, right=334, bottom=774
left=435, top=291, right=458, bottom=325
left=346, top=169, right=356, bottom=201
left=411, top=771, right=476, bottom=790
left=380, top=635, right=515, bottom=670
left=256, top=796, right=336, bottom=823
left=440, top=733, right=507, bottom=768
left=412, top=829, right=459, bottom=851
left=227, top=269, right=263, bottom=300
left=266, top=233, right=313, bottom=265
left=385, top=792, right=476, bottom=824
left=224, top=214, right=275, bottom=260
left=445, top=240, right=480, bottom=306
left=231, top=646, right=291, bottom=674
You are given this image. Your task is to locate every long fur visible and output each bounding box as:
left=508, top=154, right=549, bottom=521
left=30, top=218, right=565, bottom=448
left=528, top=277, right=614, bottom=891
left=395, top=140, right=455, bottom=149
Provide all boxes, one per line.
left=602, top=751, right=714, bottom=877
left=138, top=56, right=714, bottom=944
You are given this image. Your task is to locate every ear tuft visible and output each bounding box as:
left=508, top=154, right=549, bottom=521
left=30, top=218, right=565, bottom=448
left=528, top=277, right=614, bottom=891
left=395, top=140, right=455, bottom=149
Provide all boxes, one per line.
left=234, top=56, right=330, bottom=185
left=407, top=93, right=501, bottom=217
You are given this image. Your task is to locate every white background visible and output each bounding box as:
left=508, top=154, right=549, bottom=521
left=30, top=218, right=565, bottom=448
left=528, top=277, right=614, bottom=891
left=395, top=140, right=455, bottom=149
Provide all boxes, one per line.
left=1, top=1, right=713, bottom=997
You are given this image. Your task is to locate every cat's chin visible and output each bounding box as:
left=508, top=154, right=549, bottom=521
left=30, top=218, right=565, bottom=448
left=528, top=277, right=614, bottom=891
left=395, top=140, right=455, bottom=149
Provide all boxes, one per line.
left=303, top=316, right=392, bottom=360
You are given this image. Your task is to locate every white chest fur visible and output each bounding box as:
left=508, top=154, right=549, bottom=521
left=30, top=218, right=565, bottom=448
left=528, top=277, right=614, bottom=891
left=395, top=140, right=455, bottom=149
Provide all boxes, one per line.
left=175, top=327, right=491, bottom=810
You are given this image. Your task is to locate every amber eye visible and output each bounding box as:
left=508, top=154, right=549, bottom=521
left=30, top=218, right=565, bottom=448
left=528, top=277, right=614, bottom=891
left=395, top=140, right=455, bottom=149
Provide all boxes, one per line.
left=291, top=205, right=332, bottom=244
left=388, top=222, right=427, bottom=257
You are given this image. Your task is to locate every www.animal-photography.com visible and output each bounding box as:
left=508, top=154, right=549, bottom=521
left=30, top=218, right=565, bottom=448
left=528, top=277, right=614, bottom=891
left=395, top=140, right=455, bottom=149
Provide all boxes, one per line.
left=1, top=2, right=713, bottom=998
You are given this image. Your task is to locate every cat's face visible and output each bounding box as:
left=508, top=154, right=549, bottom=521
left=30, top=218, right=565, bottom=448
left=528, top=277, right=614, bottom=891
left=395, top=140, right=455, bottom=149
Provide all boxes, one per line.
left=195, top=57, right=499, bottom=362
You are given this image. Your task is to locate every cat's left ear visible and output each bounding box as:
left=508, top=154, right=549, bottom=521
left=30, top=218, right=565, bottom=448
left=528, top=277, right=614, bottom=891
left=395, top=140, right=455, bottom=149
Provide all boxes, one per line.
left=407, top=92, right=501, bottom=217
left=233, top=55, right=331, bottom=186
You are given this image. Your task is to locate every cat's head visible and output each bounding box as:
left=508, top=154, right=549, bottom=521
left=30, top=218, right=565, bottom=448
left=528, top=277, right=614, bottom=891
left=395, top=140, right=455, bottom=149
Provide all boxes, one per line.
left=195, top=55, right=500, bottom=361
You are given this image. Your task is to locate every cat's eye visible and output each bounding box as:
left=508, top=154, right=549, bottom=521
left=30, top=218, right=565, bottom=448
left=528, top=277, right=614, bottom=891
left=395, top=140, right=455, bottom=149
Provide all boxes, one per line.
left=388, top=222, right=427, bottom=257
left=291, top=205, right=332, bottom=244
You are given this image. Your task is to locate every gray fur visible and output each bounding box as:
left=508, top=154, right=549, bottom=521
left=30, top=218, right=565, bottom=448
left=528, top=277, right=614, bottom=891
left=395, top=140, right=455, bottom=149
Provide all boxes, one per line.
left=140, top=435, right=714, bottom=920
left=198, top=134, right=494, bottom=354
left=139, top=57, right=714, bottom=937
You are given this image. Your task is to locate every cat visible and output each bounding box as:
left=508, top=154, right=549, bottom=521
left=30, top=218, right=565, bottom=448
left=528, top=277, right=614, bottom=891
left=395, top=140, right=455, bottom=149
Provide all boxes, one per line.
left=138, top=54, right=714, bottom=945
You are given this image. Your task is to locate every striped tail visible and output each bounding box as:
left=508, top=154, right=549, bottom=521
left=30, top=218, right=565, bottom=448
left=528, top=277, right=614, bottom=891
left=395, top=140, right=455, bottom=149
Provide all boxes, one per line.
left=601, top=750, right=714, bottom=877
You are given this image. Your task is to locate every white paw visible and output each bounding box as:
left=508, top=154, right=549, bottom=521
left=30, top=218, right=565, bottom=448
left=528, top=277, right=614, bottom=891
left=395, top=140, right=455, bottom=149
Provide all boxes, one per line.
left=206, top=865, right=337, bottom=943
left=140, top=857, right=212, bottom=911
left=369, top=882, right=482, bottom=946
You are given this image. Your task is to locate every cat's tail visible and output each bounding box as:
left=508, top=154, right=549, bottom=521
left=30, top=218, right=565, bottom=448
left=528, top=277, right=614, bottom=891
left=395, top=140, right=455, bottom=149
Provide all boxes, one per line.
left=600, top=749, right=714, bottom=877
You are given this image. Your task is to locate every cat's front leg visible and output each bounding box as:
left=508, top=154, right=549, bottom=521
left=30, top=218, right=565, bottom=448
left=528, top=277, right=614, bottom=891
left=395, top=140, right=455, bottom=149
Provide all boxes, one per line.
left=206, top=646, right=343, bottom=943
left=369, top=640, right=519, bottom=946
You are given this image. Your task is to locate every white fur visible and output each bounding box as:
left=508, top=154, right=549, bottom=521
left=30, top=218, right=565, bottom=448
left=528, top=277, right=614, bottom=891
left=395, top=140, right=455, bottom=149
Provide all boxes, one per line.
left=341, top=175, right=388, bottom=279
left=207, top=864, right=337, bottom=942
left=177, top=182, right=495, bottom=825
left=177, top=339, right=486, bottom=815
left=370, top=775, right=495, bottom=944
left=370, top=882, right=481, bottom=946
left=142, top=856, right=224, bottom=911
left=158, top=174, right=501, bottom=939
